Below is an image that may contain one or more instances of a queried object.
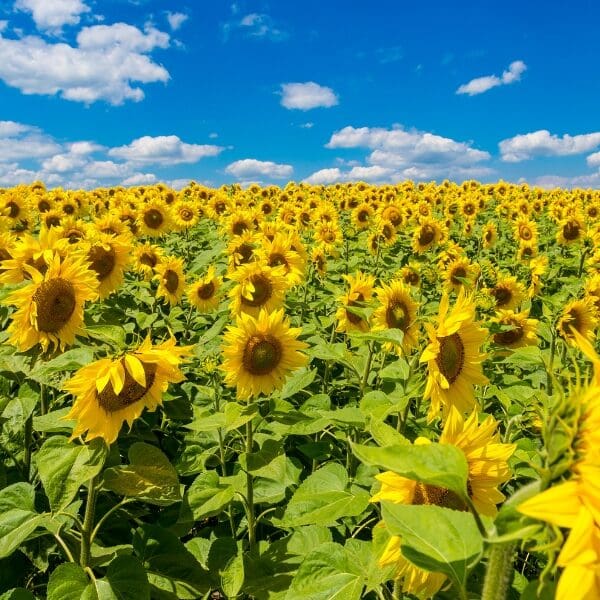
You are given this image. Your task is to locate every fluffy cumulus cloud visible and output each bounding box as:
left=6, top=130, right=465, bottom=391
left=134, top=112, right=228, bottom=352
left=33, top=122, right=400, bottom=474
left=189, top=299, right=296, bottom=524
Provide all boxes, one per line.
left=0, top=120, right=224, bottom=189
left=456, top=60, right=527, bottom=96
left=588, top=151, right=600, bottom=168
left=499, top=129, right=600, bottom=162
left=15, top=0, right=91, bottom=32
left=280, top=82, right=339, bottom=110
left=0, top=23, right=170, bottom=105
left=226, top=159, right=293, bottom=180
left=166, top=12, right=188, bottom=31
left=308, top=124, right=491, bottom=183
left=108, top=135, right=224, bottom=165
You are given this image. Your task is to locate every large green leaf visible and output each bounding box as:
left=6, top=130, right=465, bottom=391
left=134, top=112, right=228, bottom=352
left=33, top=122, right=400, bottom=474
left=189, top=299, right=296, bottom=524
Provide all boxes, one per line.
left=103, top=443, right=180, bottom=506
left=278, top=463, right=370, bottom=528
left=352, top=442, right=469, bottom=497
left=29, top=348, right=94, bottom=385
left=47, top=564, right=89, bottom=600
left=36, top=436, right=108, bottom=512
left=381, top=502, right=483, bottom=591
left=186, top=471, right=235, bottom=520
left=280, top=368, right=316, bottom=400
left=80, top=556, right=149, bottom=600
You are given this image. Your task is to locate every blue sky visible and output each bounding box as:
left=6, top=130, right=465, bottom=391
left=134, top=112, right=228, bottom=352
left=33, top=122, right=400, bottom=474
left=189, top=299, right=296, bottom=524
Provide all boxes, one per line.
left=0, top=0, right=599, bottom=189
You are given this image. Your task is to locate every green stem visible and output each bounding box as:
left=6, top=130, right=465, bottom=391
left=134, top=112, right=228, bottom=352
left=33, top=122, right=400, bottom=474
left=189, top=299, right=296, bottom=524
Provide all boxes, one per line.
left=245, top=419, right=256, bottom=550
left=23, top=413, right=33, bottom=481
left=90, top=498, right=134, bottom=544
left=54, top=534, right=76, bottom=562
left=481, top=542, right=517, bottom=600
left=40, top=383, right=48, bottom=417
left=360, top=343, right=375, bottom=395
left=465, top=495, right=488, bottom=539
left=80, top=477, right=99, bottom=568
left=546, top=332, right=556, bottom=396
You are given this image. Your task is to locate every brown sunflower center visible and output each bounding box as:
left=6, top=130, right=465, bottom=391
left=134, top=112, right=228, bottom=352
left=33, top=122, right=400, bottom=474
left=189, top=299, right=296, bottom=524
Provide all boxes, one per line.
left=45, top=215, right=61, bottom=228
left=485, top=230, right=493, bottom=243
left=179, top=208, right=194, bottom=222
left=66, top=229, right=84, bottom=244
left=346, top=293, right=366, bottom=325
left=33, top=277, right=77, bottom=333
left=235, top=243, right=254, bottom=265
left=563, top=221, right=580, bottom=241
left=269, top=253, right=288, bottom=268
left=357, top=209, right=369, bottom=222
left=494, top=320, right=524, bottom=346
left=323, top=231, right=336, bottom=243
left=215, top=201, right=226, bottom=215
left=196, top=280, right=215, bottom=299
left=404, top=271, right=419, bottom=285
left=412, top=482, right=467, bottom=511
left=451, top=267, right=467, bottom=285
left=463, top=203, right=475, bottom=216
left=144, top=208, right=164, bottom=229
left=242, top=334, right=282, bottom=375
left=418, top=224, right=435, bottom=246
left=565, top=309, right=583, bottom=335
left=88, top=245, right=116, bottom=281
left=492, top=286, right=512, bottom=307
left=164, top=270, right=179, bottom=294
left=519, top=226, right=532, bottom=241
left=63, top=203, right=75, bottom=215
left=140, top=252, right=157, bottom=268
left=386, top=301, right=408, bottom=330
left=436, top=332, right=465, bottom=384
left=97, top=361, right=157, bottom=412
left=242, top=274, right=272, bottom=307
left=232, top=221, right=248, bottom=235
left=25, top=256, right=49, bottom=279
left=7, top=201, right=19, bottom=219
left=38, top=200, right=51, bottom=213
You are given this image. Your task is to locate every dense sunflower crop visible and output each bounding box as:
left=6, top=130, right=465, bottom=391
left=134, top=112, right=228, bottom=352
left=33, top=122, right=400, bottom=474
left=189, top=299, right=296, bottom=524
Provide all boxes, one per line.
left=1, top=179, right=600, bottom=600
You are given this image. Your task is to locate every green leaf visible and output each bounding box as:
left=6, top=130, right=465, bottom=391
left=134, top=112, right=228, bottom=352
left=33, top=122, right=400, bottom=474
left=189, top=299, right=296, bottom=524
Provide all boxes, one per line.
left=103, top=443, right=180, bottom=506
left=33, top=408, right=75, bottom=433
left=279, top=464, right=370, bottom=528
left=379, top=358, right=410, bottom=381
left=350, top=328, right=405, bottom=346
left=224, top=402, right=259, bottom=432
left=47, top=564, right=89, bottom=600
left=36, top=437, right=108, bottom=512
left=96, top=555, right=150, bottom=600
left=0, top=589, right=37, bottom=600
left=280, top=368, right=316, bottom=399
left=0, top=511, right=46, bottom=559
left=381, top=503, right=483, bottom=591
left=286, top=542, right=364, bottom=600
left=29, top=348, right=94, bottom=384
left=351, top=442, right=469, bottom=498
left=220, top=545, right=244, bottom=599
left=368, top=418, right=409, bottom=447
left=186, top=471, right=234, bottom=520
left=85, top=325, right=126, bottom=348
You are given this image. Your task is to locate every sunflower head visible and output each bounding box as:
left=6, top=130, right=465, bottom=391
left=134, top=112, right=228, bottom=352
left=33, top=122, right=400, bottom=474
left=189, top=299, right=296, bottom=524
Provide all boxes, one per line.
left=557, top=298, right=599, bottom=346
left=187, top=266, right=222, bottom=312
left=492, top=309, right=538, bottom=349
left=154, top=256, right=186, bottom=306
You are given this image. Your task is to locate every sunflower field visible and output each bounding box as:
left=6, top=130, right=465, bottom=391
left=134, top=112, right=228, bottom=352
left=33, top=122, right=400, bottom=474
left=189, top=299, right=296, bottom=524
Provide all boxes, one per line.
left=1, top=180, right=600, bottom=600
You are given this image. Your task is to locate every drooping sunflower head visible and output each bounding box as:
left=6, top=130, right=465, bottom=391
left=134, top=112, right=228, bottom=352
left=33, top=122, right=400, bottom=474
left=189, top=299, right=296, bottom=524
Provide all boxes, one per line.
left=411, top=217, right=444, bottom=254
left=399, top=264, right=421, bottom=287
left=228, top=261, right=288, bottom=317
left=64, top=337, right=192, bottom=444
left=133, top=242, right=164, bottom=280
left=187, top=266, right=223, bottom=312
left=488, top=275, right=526, bottom=310
left=83, top=232, right=131, bottom=299
left=335, top=271, right=376, bottom=333
left=352, top=202, right=374, bottom=230
left=373, top=280, right=419, bottom=353
left=4, top=252, right=98, bottom=353
left=221, top=309, right=308, bottom=400
left=443, top=257, right=479, bottom=293
left=154, top=256, right=186, bottom=306
left=492, top=309, right=538, bottom=350
left=557, top=297, right=599, bottom=346
left=557, top=215, right=585, bottom=245
left=482, top=222, right=497, bottom=248
left=310, top=244, right=328, bottom=278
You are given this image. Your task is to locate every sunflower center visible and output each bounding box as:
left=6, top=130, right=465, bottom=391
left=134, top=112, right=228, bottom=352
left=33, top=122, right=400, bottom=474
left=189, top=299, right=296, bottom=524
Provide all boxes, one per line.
left=242, top=334, right=282, bottom=375
left=464, top=203, right=475, bottom=216
left=180, top=208, right=194, bottom=222
left=63, top=203, right=75, bottom=215
left=164, top=270, right=179, bottom=294
left=412, top=482, right=466, bottom=511
left=418, top=225, right=435, bottom=246
left=38, top=200, right=51, bottom=213
left=232, top=221, right=248, bottom=235
left=436, top=332, right=465, bottom=384
left=519, top=226, right=532, bottom=241
left=25, top=256, right=49, bottom=278
left=97, top=361, right=157, bottom=412
left=451, top=267, right=467, bottom=285
left=236, top=243, right=254, bottom=264
left=386, top=301, right=408, bottom=330
left=7, top=201, right=19, bottom=218
left=492, top=286, right=512, bottom=307
left=494, top=320, right=524, bottom=346
left=144, top=208, right=164, bottom=229
left=485, top=230, right=493, bottom=243
left=33, top=278, right=77, bottom=333
left=88, top=245, right=116, bottom=281
left=46, top=215, right=61, bottom=228
left=324, top=231, right=336, bottom=243
left=242, top=274, right=272, bottom=307
left=563, top=222, right=580, bottom=241
left=215, top=201, right=227, bottom=215
left=566, top=309, right=583, bottom=334
left=358, top=210, right=369, bottom=222
left=269, top=253, right=288, bottom=268
left=140, top=252, right=157, bottom=268
left=197, top=280, right=215, bottom=299
left=66, top=229, right=84, bottom=244
left=346, top=293, right=365, bottom=325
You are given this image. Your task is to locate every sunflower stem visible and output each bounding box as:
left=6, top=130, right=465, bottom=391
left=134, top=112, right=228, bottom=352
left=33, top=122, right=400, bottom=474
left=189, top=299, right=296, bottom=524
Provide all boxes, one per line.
left=465, top=495, right=488, bottom=539
left=23, top=413, right=33, bottom=481
left=245, top=419, right=256, bottom=550
left=481, top=542, right=516, bottom=600
left=80, top=476, right=99, bottom=569
left=360, top=342, right=375, bottom=395
left=40, top=383, right=49, bottom=417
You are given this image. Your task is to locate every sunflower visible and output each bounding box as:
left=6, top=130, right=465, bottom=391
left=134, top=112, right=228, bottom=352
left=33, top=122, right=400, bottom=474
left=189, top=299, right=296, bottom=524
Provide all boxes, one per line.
left=154, top=256, right=186, bottom=306
left=255, top=233, right=305, bottom=287
left=57, top=218, right=88, bottom=245
left=528, top=255, right=547, bottom=297
left=187, top=266, right=222, bottom=312
left=557, top=215, right=585, bottom=245
left=314, top=221, right=343, bottom=249
left=137, top=199, right=171, bottom=237
left=64, top=337, right=191, bottom=444
left=336, top=271, right=375, bottom=333
left=172, top=200, right=199, bottom=230
left=372, top=280, right=419, bottom=354
left=443, top=258, right=479, bottom=293
left=371, top=410, right=514, bottom=598
left=399, top=264, right=421, bottom=287
left=3, top=193, right=30, bottom=226
left=221, top=309, right=308, bottom=399
left=513, top=216, right=538, bottom=246
left=0, top=231, right=16, bottom=273
left=226, top=231, right=257, bottom=272
left=412, top=217, right=444, bottom=254
left=133, top=242, right=164, bottom=280
left=4, top=252, right=98, bottom=353
left=420, top=291, right=488, bottom=423
left=492, top=310, right=538, bottom=349
left=311, top=245, right=328, bottom=278
left=83, top=232, right=130, bottom=299
left=224, top=210, right=255, bottom=237
left=557, top=297, right=598, bottom=346
left=228, top=262, right=288, bottom=317
left=482, top=222, right=497, bottom=248
left=488, top=275, right=525, bottom=310
left=584, top=274, right=600, bottom=312
left=352, top=202, right=374, bottom=230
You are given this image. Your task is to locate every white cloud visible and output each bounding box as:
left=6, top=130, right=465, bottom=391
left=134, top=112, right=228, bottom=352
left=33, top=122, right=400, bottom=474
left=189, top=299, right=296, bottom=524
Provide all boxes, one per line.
left=0, top=120, right=61, bottom=161
left=280, top=82, right=339, bottom=110
left=67, top=141, right=104, bottom=155
left=303, top=167, right=343, bottom=185
left=121, top=173, right=157, bottom=186
left=238, top=13, right=287, bottom=40
left=108, top=135, right=224, bottom=165
left=0, top=21, right=8, bottom=33
left=300, top=122, right=314, bottom=129
left=0, top=23, right=170, bottom=105
left=226, top=159, right=293, bottom=179
left=457, top=60, right=527, bottom=96
left=15, top=0, right=91, bottom=32
left=499, top=130, right=600, bottom=162
left=166, top=12, right=188, bottom=31
left=587, top=151, right=600, bottom=168
left=41, top=153, right=88, bottom=173
left=168, top=178, right=193, bottom=190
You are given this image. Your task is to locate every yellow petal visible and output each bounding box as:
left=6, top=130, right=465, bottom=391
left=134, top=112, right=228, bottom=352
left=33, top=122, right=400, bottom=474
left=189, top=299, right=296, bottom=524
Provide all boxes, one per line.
left=124, top=354, right=146, bottom=388
left=518, top=481, right=582, bottom=528
left=109, top=361, right=126, bottom=396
